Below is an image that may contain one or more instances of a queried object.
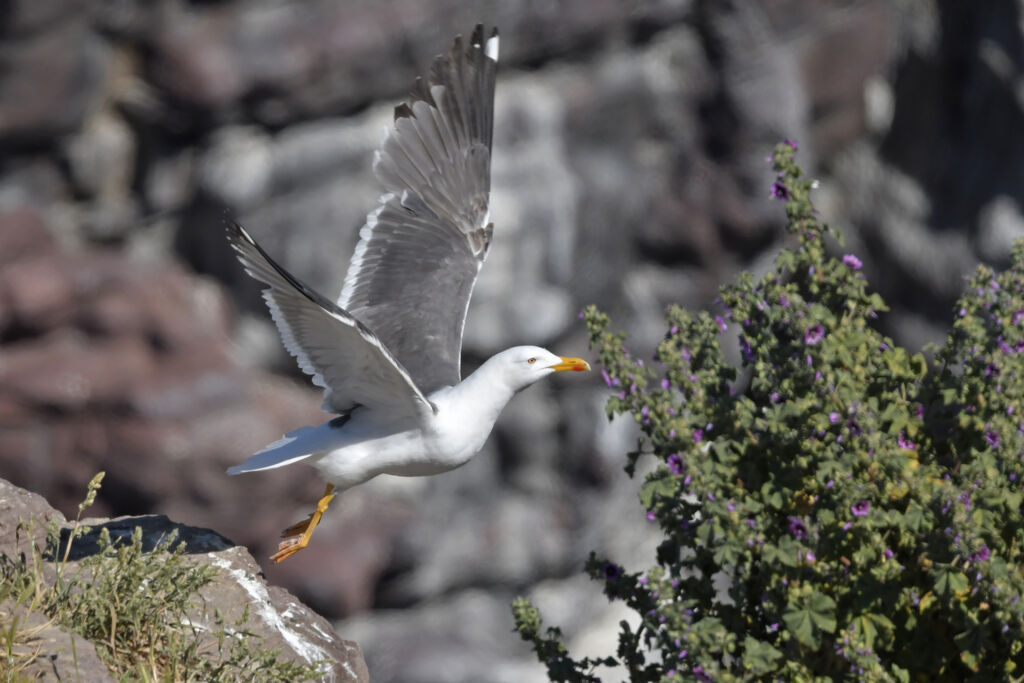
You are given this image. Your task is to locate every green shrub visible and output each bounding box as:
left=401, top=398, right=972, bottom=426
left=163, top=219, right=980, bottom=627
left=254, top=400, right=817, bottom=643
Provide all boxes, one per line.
left=513, top=142, right=1024, bottom=681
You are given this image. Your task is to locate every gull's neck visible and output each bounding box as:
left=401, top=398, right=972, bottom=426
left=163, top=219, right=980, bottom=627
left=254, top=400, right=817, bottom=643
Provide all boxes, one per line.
left=432, top=356, right=517, bottom=427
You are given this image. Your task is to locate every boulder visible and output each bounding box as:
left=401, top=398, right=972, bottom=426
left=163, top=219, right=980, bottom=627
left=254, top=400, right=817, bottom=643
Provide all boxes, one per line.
left=0, top=477, right=369, bottom=681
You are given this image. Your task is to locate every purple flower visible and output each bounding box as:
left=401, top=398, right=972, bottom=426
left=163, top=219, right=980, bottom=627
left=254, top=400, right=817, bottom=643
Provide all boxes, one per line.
left=970, top=546, right=991, bottom=563
left=769, top=392, right=781, bottom=403
left=884, top=548, right=894, bottom=559
left=829, top=412, right=840, bottom=424
left=715, top=315, right=728, bottom=332
left=1015, top=310, right=1024, bottom=325
left=805, top=551, right=816, bottom=563
left=788, top=516, right=808, bottom=540
left=692, top=429, right=704, bottom=443
left=601, top=368, right=619, bottom=387
left=661, top=378, right=671, bottom=390
left=805, top=324, right=825, bottom=345
left=851, top=500, right=870, bottom=517
left=986, top=430, right=1000, bottom=449
left=780, top=294, right=790, bottom=308
left=783, top=139, right=798, bottom=150
left=603, top=562, right=623, bottom=580
left=770, top=181, right=789, bottom=200
left=842, top=253, right=863, bottom=270
left=898, top=431, right=916, bottom=450
left=667, top=454, right=685, bottom=475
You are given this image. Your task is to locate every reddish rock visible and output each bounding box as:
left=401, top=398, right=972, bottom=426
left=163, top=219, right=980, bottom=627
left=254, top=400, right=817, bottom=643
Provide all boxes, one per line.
left=0, top=211, right=398, bottom=623
left=0, top=208, right=55, bottom=266
left=798, top=2, right=891, bottom=157
left=1, top=253, right=77, bottom=330
left=0, top=332, right=157, bottom=411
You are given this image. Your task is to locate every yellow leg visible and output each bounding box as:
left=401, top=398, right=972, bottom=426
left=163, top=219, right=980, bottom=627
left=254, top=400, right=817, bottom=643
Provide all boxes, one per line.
left=271, top=484, right=335, bottom=563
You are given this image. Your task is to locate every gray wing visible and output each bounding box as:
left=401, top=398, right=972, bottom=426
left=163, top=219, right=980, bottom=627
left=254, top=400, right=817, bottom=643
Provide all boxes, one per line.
left=227, top=223, right=435, bottom=424
left=337, top=24, right=499, bottom=395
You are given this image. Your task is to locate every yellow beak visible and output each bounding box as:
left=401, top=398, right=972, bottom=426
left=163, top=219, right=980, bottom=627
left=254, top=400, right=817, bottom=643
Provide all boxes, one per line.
left=547, top=356, right=591, bottom=372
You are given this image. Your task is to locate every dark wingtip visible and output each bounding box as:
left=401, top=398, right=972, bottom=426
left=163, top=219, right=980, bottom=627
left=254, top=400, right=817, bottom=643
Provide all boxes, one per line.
left=224, top=220, right=253, bottom=246
left=394, top=102, right=414, bottom=121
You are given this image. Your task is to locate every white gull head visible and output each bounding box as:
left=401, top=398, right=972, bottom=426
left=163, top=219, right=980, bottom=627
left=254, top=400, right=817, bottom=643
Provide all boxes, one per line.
left=471, top=345, right=591, bottom=394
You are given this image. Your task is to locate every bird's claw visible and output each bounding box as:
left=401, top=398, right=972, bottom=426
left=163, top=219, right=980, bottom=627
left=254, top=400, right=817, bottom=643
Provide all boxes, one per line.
left=270, top=536, right=306, bottom=563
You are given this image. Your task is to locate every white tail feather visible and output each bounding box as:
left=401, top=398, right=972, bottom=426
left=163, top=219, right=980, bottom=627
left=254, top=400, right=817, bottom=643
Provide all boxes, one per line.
left=227, top=425, right=325, bottom=474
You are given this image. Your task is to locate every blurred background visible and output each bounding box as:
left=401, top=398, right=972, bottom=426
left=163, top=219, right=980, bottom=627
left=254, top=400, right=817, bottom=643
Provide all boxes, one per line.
left=1, top=0, right=1022, bottom=680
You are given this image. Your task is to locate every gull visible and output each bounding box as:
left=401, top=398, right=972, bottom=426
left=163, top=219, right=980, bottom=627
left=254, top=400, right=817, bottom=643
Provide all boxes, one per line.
left=225, top=25, right=589, bottom=562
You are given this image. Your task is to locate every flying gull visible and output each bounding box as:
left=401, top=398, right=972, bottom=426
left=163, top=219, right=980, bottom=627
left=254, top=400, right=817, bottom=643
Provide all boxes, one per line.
left=226, top=25, right=589, bottom=562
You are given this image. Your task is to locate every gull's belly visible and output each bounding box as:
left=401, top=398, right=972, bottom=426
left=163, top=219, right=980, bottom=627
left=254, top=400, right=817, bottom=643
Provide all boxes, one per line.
left=310, top=423, right=480, bottom=488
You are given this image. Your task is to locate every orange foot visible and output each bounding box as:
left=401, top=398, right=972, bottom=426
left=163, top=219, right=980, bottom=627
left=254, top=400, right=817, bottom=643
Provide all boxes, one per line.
left=270, top=483, right=335, bottom=563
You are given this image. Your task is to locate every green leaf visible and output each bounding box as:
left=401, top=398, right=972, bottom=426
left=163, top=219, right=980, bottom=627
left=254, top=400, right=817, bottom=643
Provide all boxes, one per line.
left=933, top=567, right=968, bottom=599
left=851, top=613, right=894, bottom=649
left=741, top=636, right=783, bottom=675
left=639, top=475, right=676, bottom=509
left=783, top=607, right=820, bottom=649
left=902, top=501, right=925, bottom=532
left=806, top=592, right=837, bottom=634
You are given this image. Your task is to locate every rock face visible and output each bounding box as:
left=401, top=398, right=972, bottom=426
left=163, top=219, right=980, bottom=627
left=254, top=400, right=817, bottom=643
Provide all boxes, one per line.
left=0, top=477, right=369, bottom=681
left=1, top=1, right=1022, bottom=680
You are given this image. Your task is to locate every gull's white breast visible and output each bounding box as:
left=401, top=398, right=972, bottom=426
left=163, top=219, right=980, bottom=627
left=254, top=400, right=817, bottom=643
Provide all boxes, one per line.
left=311, top=376, right=513, bottom=489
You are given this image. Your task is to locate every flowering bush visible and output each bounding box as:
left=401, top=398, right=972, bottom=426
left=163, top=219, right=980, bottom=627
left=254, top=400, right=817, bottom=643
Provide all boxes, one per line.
left=512, top=142, right=1024, bottom=681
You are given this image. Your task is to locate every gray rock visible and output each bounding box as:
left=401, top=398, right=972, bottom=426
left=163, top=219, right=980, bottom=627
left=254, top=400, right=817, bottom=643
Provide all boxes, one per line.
left=0, top=600, right=116, bottom=682
left=64, top=110, right=135, bottom=201
left=0, top=17, right=109, bottom=148
left=197, top=126, right=275, bottom=209
left=2, top=0, right=85, bottom=38
left=978, top=195, right=1024, bottom=262
left=146, top=0, right=692, bottom=122
left=144, top=148, right=196, bottom=215
left=339, top=588, right=547, bottom=683
left=0, top=477, right=370, bottom=681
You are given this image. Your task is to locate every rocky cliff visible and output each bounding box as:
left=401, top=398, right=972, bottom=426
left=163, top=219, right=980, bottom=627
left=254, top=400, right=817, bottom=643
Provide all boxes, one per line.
left=2, top=1, right=1022, bottom=680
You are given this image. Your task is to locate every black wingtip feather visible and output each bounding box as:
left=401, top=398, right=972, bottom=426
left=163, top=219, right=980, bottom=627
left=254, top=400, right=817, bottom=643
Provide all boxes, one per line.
left=224, top=221, right=355, bottom=326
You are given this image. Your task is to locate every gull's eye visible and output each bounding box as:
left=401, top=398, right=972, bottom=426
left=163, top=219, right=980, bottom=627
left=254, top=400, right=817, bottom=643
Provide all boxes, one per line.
left=527, top=357, right=537, bottom=365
